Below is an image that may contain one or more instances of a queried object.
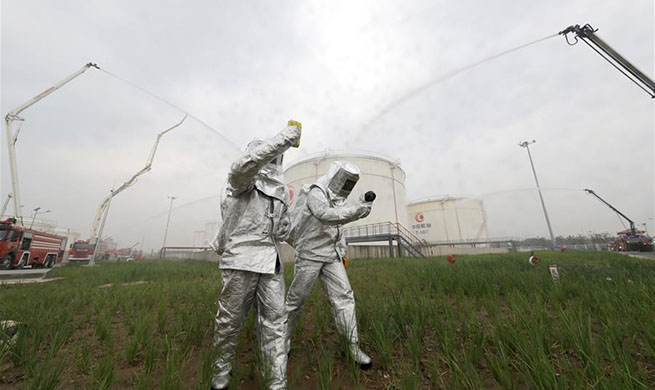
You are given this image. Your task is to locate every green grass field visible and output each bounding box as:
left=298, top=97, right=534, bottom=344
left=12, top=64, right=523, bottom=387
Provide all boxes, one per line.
left=1, top=252, right=654, bottom=389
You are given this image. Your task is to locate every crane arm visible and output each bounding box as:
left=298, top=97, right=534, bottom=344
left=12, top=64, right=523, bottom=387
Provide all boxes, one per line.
left=583, top=189, right=636, bottom=235
left=88, top=115, right=188, bottom=239
left=4, top=62, right=99, bottom=222
left=6, top=63, right=100, bottom=128
left=560, top=24, right=655, bottom=98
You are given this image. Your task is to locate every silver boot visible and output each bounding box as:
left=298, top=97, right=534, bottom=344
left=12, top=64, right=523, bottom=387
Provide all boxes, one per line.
left=211, top=374, right=229, bottom=390
left=350, top=344, right=372, bottom=369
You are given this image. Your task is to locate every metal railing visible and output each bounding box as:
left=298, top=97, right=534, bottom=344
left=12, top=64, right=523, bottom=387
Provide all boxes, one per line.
left=426, top=237, right=522, bottom=246
left=342, top=222, right=397, bottom=238
left=343, top=222, right=427, bottom=257
left=159, top=246, right=213, bottom=259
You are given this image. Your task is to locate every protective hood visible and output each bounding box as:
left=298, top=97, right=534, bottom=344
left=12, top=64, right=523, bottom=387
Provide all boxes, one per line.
left=317, top=161, right=360, bottom=201
left=247, top=139, right=288, bottom=204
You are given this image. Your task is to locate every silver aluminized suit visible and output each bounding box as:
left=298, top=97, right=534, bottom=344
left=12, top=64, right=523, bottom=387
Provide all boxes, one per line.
left=211, top=124, right=300, bottom=390
left=285, top=161, right=373, bottom=366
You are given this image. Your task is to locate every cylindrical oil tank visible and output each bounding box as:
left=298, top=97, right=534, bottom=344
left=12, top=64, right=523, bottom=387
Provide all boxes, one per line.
left=284, top=151, right=408, bottom=228
left=407, top=196, right=488, bottom=243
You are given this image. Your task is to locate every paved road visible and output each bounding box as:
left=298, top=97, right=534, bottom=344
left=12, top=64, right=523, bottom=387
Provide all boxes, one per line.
left=625, top=251, right=655, bottom=260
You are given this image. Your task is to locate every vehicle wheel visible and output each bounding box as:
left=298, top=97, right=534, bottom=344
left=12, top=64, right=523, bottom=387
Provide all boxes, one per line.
left=47, top=257, right=55, bottom=268
left=17, top=257, right=26, bottom=269
left=0, top=255, right=12, bottom=270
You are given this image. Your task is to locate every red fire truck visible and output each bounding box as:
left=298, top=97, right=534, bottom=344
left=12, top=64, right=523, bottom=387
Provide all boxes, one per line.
left=584, top=190, right=654, bottom=253
left=68, top=239, right=108, bottom=262
left=0, top=218, right=67, bottom=270
left=609, top=229, right=653, bottom=252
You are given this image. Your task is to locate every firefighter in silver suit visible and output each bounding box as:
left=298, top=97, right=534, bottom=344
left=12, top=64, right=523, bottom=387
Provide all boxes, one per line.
left=210, top=121, right=301, bottom=390
left=285, top=161, right=375, bottom=369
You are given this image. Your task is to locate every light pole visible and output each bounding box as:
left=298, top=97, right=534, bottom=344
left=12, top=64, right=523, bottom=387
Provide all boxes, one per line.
left=29, top=207, right=52, bottom=229
left=161, top=196, right=176, bottom=258
left=518, top=140, right=556, bottom=249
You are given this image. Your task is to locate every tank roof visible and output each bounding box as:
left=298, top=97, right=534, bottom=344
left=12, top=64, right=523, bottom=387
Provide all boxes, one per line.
left=284, top=149, right=404, bottom=173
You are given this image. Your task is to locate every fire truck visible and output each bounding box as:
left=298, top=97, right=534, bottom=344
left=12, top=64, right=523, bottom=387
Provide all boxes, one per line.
left=107, top=242, right=140, bottom=262
left=584, top=189, right=654, bottom=252
left=609, top=229, right=653, bottom=252
left=68, top=239, right=110, bottom=262
left=0, top=218, right=67, bottom=269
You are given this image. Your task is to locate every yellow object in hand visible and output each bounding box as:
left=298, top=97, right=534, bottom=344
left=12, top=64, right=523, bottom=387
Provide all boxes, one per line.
left=288, top=119, right=301, bottom=148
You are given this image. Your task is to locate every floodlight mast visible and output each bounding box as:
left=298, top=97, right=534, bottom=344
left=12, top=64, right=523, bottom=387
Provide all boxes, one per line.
left=560, top=24, right=655, bottom=98
left=519, top=140, right=556, bottom=248
left=88, top=115, right=188, bottom=243
left=4, top=63, right=100, bottom=224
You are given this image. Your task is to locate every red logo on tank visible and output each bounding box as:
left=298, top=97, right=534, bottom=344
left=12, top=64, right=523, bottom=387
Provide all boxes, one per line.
left=288, top=186, right=295, bottom=203
left=415, top=213, right=424, bottom=223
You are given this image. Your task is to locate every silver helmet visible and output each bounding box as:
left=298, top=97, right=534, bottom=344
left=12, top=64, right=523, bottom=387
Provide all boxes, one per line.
left=319, top=161, right=360, bottom=200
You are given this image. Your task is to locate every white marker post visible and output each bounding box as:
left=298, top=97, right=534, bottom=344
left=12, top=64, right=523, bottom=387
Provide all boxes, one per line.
left=549, top=264, right=559, bottom=281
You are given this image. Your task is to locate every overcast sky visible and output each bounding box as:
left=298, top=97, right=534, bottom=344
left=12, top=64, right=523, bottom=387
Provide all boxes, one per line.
left=1, top=0, right=653, bottom=251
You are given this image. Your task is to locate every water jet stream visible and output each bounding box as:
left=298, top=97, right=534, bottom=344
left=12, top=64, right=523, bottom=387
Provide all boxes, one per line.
left=350, top=32, right=560, bottom=144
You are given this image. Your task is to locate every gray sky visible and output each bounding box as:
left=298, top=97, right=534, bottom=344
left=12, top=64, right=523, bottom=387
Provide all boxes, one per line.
left=2, top=0, right=653, bottom=251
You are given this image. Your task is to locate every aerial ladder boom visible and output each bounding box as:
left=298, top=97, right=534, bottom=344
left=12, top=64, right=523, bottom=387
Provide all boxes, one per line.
left=4, top=63, right=99, bottom=223
left=583, top=189, right=636, bottom=236
left=89, top=115, right=188, bottom=241
left=560, top=24, right=655, bottom=98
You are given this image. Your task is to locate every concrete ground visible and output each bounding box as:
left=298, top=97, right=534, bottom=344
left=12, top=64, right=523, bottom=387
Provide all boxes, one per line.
left=0, top=269, right=63, bottom=285
left=625, top=251, right=655, bottom=260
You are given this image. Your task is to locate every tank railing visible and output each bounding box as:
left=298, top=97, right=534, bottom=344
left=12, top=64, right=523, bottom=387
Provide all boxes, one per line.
left=160, top=246, right=213, bottom=259
left=394, top=223, right=429, bottom=248
left=342, top=221, right=413, bottom=240
left=342, top=222, right=398, bottom=238
left=426, top=237, right=522, bottom=246
left=383, top=222, right=429, bottom=252
left=343, top=221, right=427, bottom=257
left=393, top=223, right=429, bottom=257
left=396, top=235, right=424, bottom=257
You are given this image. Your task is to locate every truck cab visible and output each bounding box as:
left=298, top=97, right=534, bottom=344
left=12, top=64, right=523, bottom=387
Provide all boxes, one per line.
left=0, top=218, right=67, bottom=269
left=0, top=220, right=24, bottom=269
left=68, top=240, right=108, bottom=262
left=68, top=241, right=95, bottom=261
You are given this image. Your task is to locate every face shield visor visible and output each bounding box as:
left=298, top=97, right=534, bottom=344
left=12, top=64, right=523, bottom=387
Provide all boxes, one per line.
left=324, top=162, right=360, bottom=199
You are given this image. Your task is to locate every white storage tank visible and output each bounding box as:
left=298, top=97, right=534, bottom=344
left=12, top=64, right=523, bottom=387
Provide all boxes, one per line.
left=407, top=196, right=488, bottom=243
left=284, top=151, right=408, bottom=228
